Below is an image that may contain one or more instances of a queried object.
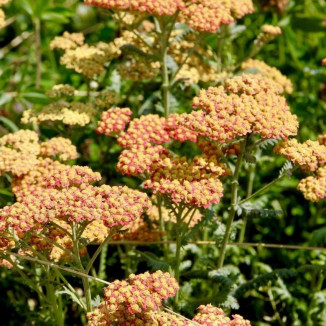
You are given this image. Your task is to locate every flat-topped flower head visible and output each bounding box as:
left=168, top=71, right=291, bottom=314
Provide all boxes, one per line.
left=40, top=137, right=78, bottom=161
left=0, top=130, right=40, bottom=176
left=165, top=113, right=198, bottom=142
left=180, top=0, right=254, bottom=33
left=84, top=0, right=185, bottom=16
left=103, top=271, right=179, bottom=314
left=180, top=74, right=298, bottom=143
left=47, top=84, right=76, bottom=98
left=193, top=304, right=251, bottom=326
left=274, top=139, right=326, bottom=171
left=118, top=114, right=170, bottom=148
left=60, top=44, right=107, bottom=78
left=241, top=59, right=293, bottom=94
left=144, top=156, right=226, bottom=208
left=297, top=166, right=326, bottom=202
left=3, top=158, right=149, bottom=232
left=22, top=102, right=96, bottom=126
left=50, top=31, right=84, bottom=50
left=97, top=107, right=132, bottom=136
left=117, top=145, right=170, bottom=176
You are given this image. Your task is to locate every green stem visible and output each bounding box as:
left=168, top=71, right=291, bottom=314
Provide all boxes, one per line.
left=46, top=271, right=65, bottom=326
left=174, top=204, right=185, bottom=305
left=161, top=30, right=170, bottom=118
left=158, top=196, right=169, bottom=260
left=72, top=224, right=92, bottom=312
left=238, top=161, right=256, bottom=243
left=85, top=227, right=117, bottom=275
left=217, top=138, right=247, bottom=269
left=238, top=166, right=298, bottom=206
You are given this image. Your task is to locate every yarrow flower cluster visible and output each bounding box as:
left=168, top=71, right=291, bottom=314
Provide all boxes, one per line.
left=241, top=59, right=293, bottom=94
left=275, top=136, right=326, bottom=202
left=193, top=304, right=251, bottom=326
left=87, top=275, right=252, bottom=326
left=39, top=137, right=78, bottom=161
left=180, top=74, right=298, bottom=143
left=85, top=0, right=254, bottom=33
left=97, top=108, right=133, bottom=136
left=104, top=271, right=178, bottom=313
left=0, top=130, right=40, bottom=176
left=274, top=139, right=326, bottom=171
left=144, top=156, right=226, bottom=208
left=22, top=102, right=96, bottom=127
left=50, top=31, right=85, bottom=50
left=115, top=113, right=198, bottom=177
left=46, top=84, right=76, bottom=99
left=87, top=271, right=179, bottom=325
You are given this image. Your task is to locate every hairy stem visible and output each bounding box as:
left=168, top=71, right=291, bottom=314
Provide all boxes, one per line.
left=217, top=138, right=247, bottom=269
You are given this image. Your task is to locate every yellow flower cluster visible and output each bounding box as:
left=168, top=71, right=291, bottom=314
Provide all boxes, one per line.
left=85, top=0, right=253, bottom=33
left=39, top=137, right=78, bottom=161
left=144, top=156, right=225, bottom=208
left=22, top=102, right=96, bottom=126
left=60, top=45, right=108, bottom=78
left=50, top=31, right=85, bottom=50
left=180, top=0, right=254, bottom=33
left=117, top=145, right=170, bottom=176
left=46, top=84, right=76, bottom=98
left=118, top=114, right=170, bottom=148
left=0, top=130, right=80, bottom=177
left=0, top=130, right=40, bottom=176
left=297, top=166, right=326, bottom=202
left=241, top=59, right=293, bottom=94
left=97, top=107, right=132, bottom=136
left=193, top=304, right=251, bottom=326
left=180, top=74, right=298, bottom=142
left=87, top=271, right=179, bottom=325
left=180, top=0, right=233, bottom=34
left=274, top=139, right=326, bottom=171
left=261, top=24, right=282, bottom=35
left=84, top=0, right=185, bottom=16
left=95, top=90, right=119, bottom=108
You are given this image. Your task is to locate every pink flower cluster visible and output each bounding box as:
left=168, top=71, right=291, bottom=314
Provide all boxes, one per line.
left=96, top=107, right=132, bottom=136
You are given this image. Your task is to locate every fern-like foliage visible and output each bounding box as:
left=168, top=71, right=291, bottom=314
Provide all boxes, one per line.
left=172, top=26, right=195, bottom=43
left=279, top=160, right=293, bottom=177
left=257, top=138, right=280, bottom=150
